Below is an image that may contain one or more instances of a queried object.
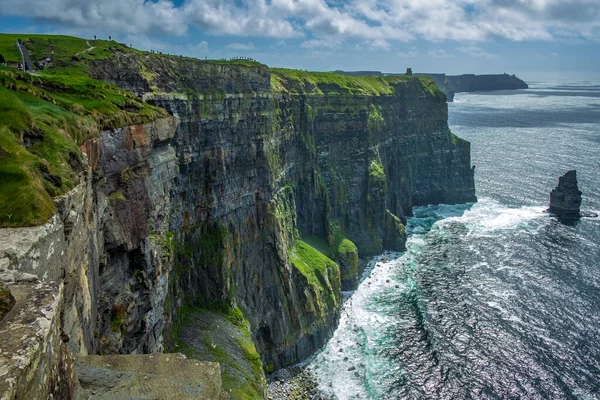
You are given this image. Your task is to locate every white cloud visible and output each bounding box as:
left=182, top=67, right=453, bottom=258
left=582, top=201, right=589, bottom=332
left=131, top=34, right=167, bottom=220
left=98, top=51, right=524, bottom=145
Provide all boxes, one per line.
left=428, top=48, right=452, bottom=59
left=301, top=38, right=342, bottom=49
left=121, top=34, right=209, bottom=57
left=398, top=48, right=420, bottom=58
left=457, top=45, right=497, bottom=59
left=368, top=39, right=391, bottom=51
left=0, top=0, right=187, bottom=36
left=226, top=42, right=256, bottom=50
left=1, top=0, right=599, bottom=44
left=182, top=0, right=301, bottom=38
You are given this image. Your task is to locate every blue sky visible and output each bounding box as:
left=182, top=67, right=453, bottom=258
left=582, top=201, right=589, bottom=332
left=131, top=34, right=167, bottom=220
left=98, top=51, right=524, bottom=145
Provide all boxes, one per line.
left=1, top=0, right=599, bottom=75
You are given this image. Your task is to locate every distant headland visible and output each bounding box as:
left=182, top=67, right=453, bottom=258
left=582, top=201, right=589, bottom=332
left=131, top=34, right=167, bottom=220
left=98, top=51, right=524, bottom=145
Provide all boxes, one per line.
left=333, top=70, right=528, bottom=102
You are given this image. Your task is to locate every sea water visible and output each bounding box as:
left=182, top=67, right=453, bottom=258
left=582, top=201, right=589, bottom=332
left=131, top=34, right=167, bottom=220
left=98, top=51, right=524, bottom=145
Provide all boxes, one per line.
left=308, top=74, right=600, bottom=399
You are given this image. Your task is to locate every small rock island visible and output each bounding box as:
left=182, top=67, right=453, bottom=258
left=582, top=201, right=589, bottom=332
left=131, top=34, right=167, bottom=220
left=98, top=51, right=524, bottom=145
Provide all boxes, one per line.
left=548, top=170, right=582, bottom=220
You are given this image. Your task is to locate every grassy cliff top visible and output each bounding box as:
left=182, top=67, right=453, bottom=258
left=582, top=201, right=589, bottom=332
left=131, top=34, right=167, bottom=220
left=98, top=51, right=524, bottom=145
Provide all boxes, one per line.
left=0, top=33, right=445, bottom=229
left=0, top=34, right=265, bottom=69
left=0, top=34, right=169, bottom=227
left=270, top=68, right=443, bottom=97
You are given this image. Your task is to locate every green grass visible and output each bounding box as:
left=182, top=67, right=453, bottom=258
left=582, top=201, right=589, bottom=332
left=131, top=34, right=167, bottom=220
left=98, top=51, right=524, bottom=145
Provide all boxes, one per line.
left=0, top=34, right=25, bottom=62
left=304, top=228, right=357, bottom=259
left=449, top=129, right=468, bottom=145
left=172, top=306, right=266, bottom=399
left=289, top=239, right=341, bottom=311
left=0, top=123, right=55, bottom=226
left=336, top=235, right=357, bottom=254
left=0, top=34, right=110, bottom=66
left=369, top=158, right=385, bottom=181
left=271, top=68, right=443, bottom=98
left=271, top=68, right=409, bottom=95
left=290, top=240, right=337, bottom=288
left=0, top=44, right=167, bottom=227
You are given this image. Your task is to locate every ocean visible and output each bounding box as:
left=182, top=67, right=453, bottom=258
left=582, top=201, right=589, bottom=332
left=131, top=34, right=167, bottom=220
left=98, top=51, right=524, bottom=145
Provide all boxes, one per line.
left=308, top=74, right=600, bottom=399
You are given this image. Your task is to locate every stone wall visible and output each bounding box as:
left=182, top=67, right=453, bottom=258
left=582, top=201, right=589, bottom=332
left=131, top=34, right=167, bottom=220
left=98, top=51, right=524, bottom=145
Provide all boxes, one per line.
left=0, top=283, right=76, bottom=400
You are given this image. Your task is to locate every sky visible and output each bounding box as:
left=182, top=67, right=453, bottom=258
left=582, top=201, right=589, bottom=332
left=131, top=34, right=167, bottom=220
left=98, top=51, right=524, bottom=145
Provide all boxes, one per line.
left=1, top=0, right=599, bottom=74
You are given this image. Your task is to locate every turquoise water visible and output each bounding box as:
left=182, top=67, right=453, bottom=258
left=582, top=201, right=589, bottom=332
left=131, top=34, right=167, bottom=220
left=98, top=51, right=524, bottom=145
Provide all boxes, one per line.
left=308, top=75, right=600, bottom=399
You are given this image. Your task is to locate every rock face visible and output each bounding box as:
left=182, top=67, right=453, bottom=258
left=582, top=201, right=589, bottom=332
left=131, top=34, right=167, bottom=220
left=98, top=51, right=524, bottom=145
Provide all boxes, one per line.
left=0, top=54, right=477, bottom=397
left=0, top=284, right=15, bottom=321
left=548, top=170, right=582, bottom=220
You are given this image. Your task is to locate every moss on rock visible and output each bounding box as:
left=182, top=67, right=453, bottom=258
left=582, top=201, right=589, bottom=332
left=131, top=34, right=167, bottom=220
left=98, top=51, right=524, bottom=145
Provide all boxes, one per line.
left=290, top=240, right=341, bottom=312
left=304, top=225, right=359, bottom=291
left=0, top=285, right=15, bottom=322
left=384, top=210, right=407, bottom=252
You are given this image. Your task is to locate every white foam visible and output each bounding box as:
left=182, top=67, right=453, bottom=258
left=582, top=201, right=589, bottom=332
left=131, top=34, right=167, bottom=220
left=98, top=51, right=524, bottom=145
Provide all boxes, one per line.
left=309, top=199, right=552, bottom=398
left=435, top=198, right=546, bottom=236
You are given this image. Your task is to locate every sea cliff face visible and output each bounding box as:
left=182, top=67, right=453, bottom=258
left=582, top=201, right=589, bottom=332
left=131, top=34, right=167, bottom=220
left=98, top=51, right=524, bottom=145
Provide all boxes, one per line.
left=92, top=58, right=476, bottom=368
left=446, top=73, right=528, bottom=93
left=0, top=43, right=475, bottom=398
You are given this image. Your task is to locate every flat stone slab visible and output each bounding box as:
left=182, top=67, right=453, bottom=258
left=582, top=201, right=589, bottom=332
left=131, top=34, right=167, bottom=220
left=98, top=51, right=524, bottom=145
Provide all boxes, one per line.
left=76, top=353, right=221, bottom=399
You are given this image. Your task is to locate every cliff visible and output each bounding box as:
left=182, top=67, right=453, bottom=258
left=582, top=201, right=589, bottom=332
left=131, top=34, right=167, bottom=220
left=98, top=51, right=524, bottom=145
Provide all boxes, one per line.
left=335, top=71, right=528, bottom=102
left=0, top=34, right=476, bottom=398
left=445, top=73, right=528, bottom=93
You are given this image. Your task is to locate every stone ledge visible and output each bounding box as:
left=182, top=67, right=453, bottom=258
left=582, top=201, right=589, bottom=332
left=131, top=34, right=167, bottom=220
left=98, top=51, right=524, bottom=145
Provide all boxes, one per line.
left=76, top=353, right=222, bottom=399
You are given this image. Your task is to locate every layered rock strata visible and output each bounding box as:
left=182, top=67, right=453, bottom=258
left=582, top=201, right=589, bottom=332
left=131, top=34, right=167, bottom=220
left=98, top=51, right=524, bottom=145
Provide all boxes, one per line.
left=0, top=54, right=477, bottom=398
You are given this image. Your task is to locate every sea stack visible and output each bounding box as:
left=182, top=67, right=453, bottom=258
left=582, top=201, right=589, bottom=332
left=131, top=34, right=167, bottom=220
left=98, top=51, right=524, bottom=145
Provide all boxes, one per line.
left=548, top=170, right=582, bottom=220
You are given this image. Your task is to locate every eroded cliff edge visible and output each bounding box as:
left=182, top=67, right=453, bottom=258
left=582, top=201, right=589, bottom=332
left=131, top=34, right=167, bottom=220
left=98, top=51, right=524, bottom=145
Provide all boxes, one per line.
left=0, top=37, right=475, bottom=398
left=90, top=56, right=476, bottom=369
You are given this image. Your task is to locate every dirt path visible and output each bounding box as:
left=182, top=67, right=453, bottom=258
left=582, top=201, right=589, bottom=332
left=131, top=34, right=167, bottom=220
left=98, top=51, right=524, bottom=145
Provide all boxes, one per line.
left=75, top=41, right=95, bottom=56
left=16, top=41, right=32, bottom=69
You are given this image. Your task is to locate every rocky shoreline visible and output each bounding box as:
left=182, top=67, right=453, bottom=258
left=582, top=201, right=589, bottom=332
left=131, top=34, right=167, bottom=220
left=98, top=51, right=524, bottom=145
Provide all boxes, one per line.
left=267, top=365, right=325, bottom=400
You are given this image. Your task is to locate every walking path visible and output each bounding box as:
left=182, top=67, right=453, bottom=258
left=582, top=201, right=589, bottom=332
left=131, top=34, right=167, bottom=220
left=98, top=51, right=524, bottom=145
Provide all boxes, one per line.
left=16, top=40, right=32, bottom=70
left=75, top=41, right=95, bottom=56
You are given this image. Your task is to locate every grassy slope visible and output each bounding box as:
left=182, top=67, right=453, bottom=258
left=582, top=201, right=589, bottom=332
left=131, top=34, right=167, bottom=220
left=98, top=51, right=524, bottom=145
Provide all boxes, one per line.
left=0, top=35, right=167, bottom=227
left=271, top=68, right=444, bottom=97
left=289, top=240, right=341, bottom=311
left=304, top=228, right=357, bottom=260
left=173, top=307, right=266, bottom=399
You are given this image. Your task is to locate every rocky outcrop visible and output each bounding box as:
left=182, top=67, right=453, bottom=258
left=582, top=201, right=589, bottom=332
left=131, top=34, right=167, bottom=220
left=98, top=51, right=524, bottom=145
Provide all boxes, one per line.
left=548, top=170, right=582, bottom=220
left=0, top=284, right=15, bottom=321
